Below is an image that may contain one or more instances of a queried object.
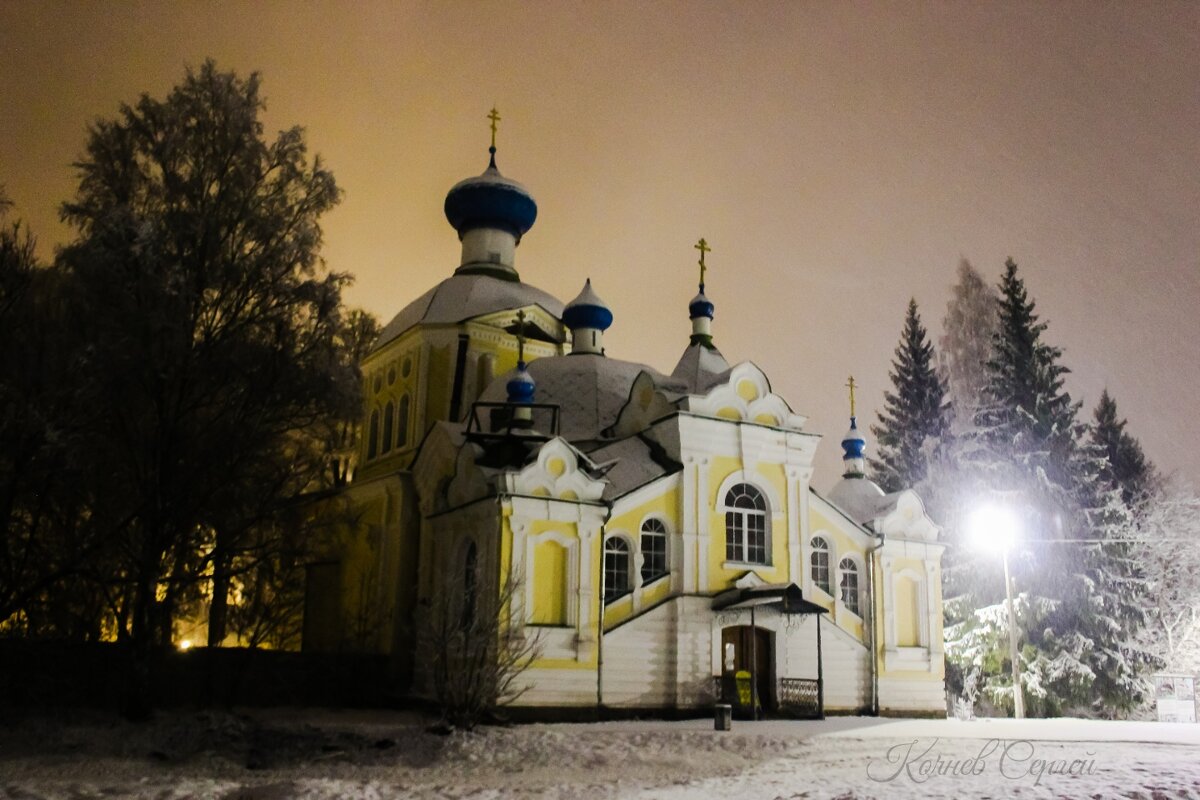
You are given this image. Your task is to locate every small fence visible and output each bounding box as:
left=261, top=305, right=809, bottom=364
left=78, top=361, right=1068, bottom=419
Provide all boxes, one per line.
left=712, top=675, right=822, bottom=719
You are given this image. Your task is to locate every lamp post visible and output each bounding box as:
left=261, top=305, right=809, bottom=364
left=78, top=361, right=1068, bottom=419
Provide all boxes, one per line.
left=969, top=503, right=1025, bottom=719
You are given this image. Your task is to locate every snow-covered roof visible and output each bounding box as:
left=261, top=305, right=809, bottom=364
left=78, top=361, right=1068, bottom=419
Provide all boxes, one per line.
left=480, top=354, right=684, bottom=445
left=588, top=435, right=681, bottom=500
left=671, top=342, right=732, bottom=393
left=373, top=273, right=564, bottom=352
left=826, top=475, right=889, bottom=526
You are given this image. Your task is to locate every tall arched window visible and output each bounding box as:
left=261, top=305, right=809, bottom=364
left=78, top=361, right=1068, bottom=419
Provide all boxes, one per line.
left=382, top=400, right=395, bottom=454
left=367, top=409, right=380, bottom=460
left=397, top=394, right=411, bottom=448
left=604, top=537, right=630, bottom=602
left=810, top=536, right=831, bottom=594
left=640, top=519, right=668, bottom=583
left=724, top=484, right=768, bottom=564
left=839, top=556, right=860, bottom=615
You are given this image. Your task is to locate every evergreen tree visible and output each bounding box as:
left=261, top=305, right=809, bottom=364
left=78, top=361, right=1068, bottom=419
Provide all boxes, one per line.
left=946, top=258, right=1152, bottom=716
left=940, top=258, right=998, bottom=435
left=869, top=298, right=950, bottom=493
left=1091, top=389, right=1157, bottom=507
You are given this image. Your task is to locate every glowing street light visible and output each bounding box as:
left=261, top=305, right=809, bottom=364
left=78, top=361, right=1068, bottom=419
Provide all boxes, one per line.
left=967, top=502, right=1025, bottom=719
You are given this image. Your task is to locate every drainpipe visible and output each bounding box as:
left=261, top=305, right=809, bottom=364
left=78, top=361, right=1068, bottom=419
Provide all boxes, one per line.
left=866, top=530, right=886, bottom=716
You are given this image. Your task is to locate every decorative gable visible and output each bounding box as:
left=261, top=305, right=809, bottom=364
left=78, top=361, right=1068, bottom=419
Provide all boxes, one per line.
left=875, top=489, right=940, bottom=542
left=505, top=437, right=607, bottom=502
left=685, top=362, right=807, bottom=430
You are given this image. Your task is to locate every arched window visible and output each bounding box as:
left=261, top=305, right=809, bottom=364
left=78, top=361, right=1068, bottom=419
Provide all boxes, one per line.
left=397, top=395, right=410, bottom=448
left=461, top=541, right=478, bottom=630
left=367, top=409, right=380, bottom=460
left=839, top=556, right=860, bottom=615
left=382, top=400, right=394, bottom=454
left=604, top=537, right=630, bottom=602
left=724, top=484, right=768, bottom=564
left=810, top=536, right=831, bottom=595
left=640, top=519, right=668, bottom=583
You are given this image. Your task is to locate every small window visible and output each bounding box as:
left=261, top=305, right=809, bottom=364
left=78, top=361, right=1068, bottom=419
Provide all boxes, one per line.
left=372, top=374, right=382, bottom=393
left=724, top=484, right=768, bottom=564
left=387, top=367, right=396, bottom=385
left=604, top=538, right=630, bottom=602
left=397, top=395, right=410, bottom=448
left=402, top=357, right=412, bottom=378
left=367, top=409, right=380, bottom=460
left=810, top=537, right=830, bottom=595
left=640, top=519, right=667, bottom=583
left=382, top=400, right=394, bottom=454
left=839, top=556, right=859, bottom=615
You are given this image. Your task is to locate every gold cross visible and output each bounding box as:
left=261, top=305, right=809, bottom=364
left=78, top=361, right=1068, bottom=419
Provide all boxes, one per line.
left=488, top=107, right=501, bottom=150
left=694, top=238, right=711, bottom=287
left=846, top=376, right=857, bottom=418
left=515, top=309, right=527, bottom=363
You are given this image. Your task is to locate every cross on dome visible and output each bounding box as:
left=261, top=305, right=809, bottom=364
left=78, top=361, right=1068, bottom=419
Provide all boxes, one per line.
left=694, top=237, right=711, bottom=290
left=487, top=106, right=501, bottom=153
left=846, top=375, right=858, bottom=418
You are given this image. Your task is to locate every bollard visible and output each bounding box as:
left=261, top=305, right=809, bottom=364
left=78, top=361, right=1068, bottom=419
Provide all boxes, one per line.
left=714, top=703, right=732, bottom=731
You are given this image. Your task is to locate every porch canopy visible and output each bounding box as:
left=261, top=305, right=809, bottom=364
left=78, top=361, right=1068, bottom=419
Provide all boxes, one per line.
left=712, top=582, right=827, bottom=719
left=712, top=582, right=828, bottom=615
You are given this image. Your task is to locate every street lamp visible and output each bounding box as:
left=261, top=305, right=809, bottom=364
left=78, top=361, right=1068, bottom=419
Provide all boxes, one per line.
left=968, top=503, right=1025, bottom=719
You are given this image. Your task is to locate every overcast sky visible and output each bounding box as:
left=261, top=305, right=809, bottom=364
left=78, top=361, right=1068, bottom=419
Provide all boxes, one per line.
left=2, top=0, right=1197, bottom=491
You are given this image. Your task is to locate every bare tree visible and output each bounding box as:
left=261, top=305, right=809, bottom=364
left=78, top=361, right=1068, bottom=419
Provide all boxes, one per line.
left=421, top=546, right=541, bottom=730
left=1136, top=479, right=1200, bottom=673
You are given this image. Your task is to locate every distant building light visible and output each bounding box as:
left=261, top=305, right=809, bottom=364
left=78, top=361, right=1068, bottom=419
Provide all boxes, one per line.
left=178, top=639, right=193, bottom=651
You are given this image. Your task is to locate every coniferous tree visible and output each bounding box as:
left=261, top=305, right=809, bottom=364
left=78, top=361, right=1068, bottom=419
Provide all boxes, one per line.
left=1091, top=389, right=1157, bottom=507
left=870, top=298, right=950, bottom=493
left=946, top=258, right=1152, bottom=716
left=940, top=258, right=999, bottom=436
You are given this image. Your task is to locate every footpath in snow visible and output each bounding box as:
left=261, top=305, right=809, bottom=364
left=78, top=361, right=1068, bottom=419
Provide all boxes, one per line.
left=2, top=710, right=1199, bottom=799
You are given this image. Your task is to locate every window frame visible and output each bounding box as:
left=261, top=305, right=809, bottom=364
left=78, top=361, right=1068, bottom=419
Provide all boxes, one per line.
left=810, top=535, right=832, bottom=596
left=639, top=517, right=669, bottom=584
left=603, top=535, right=632, bottom=603
left=838, top=555, right=860, bottom=616
left=723, top=483, right=769, bottom=566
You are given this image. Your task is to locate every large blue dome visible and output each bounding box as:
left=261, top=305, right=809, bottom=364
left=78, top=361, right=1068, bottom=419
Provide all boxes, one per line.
left=444, top=155, right=538, bottom=241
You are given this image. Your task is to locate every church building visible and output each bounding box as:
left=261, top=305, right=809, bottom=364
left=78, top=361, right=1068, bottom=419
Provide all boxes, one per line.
left=307, top=115, right=947, bottom=717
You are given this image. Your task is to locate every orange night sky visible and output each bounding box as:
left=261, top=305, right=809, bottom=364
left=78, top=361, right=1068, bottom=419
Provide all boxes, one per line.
left=1, top=1, right=1197, bottom=489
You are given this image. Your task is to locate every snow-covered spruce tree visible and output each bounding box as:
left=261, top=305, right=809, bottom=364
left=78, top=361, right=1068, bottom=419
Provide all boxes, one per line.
left=939, top=258, right=999, bottom=436
left=869, top=298, right=950, bottom=494
left=946, top=258, right=1151, bottom=716
left=1092, top=390, right=1157, bottom=507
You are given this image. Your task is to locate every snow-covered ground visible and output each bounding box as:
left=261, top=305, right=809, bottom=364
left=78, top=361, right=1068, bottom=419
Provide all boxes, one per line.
left=2, top=710, right=1199, bottom=799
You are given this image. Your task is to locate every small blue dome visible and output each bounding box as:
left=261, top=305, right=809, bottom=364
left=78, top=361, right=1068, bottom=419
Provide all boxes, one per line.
left=444, top=153, right=538, bottom=240
left=563, top=279, right=613, bottom=331
left=841, top=417, right=866, bottom=460
left=507, top=362, right=536, bottom=404
left=689, top=290, right=714, bottom=320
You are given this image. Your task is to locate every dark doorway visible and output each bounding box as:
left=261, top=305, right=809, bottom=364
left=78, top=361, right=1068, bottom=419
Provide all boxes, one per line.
left=721, top=625, right=774, bottom=709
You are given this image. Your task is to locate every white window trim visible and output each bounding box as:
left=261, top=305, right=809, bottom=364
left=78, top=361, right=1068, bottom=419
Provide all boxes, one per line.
left=809, top=533, right=834, bottom=599
left=720, top=483, right=772, bottom=567
left=836, top=553, right=864, bottom=621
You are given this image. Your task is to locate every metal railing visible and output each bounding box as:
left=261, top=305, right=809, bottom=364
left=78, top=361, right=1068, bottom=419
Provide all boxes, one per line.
left=777, top=677, right=821, bottom=718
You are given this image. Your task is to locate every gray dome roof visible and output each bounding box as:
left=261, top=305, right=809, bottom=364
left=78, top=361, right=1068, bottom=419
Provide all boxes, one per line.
left=481, top=354, right=683, bottom=445
left=827, top=476, right=887, bottom=527
left=373, top=273, right=564, bottom=352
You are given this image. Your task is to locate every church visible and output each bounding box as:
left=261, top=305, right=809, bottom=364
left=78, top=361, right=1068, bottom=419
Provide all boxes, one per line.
left=305, top=115, right=947, bottom=717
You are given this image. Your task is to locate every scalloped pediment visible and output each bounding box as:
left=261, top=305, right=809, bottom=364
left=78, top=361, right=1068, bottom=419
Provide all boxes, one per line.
left=505, top=437, right=607, bottom=502
left=876, top=489, right=940, bottom=541
left=684, top=362, right=808, bottom=430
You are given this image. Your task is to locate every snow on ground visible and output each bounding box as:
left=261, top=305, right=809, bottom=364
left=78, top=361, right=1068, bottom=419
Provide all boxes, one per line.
left=2, top=710, right=1199, bottom=799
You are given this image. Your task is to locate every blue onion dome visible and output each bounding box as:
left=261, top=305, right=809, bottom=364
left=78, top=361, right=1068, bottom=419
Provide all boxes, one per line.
left=689, top=289, right=715, bottom=320
left=444, top=150, right=538, bottom=241
left=563, top=278, right=613, bottom=332
left=841, top=416, right=866, bottom=460
left=506, top=361, right=536, bottom=404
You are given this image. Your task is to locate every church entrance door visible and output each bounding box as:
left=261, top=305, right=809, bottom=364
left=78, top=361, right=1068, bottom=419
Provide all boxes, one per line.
left=721, top=625, right=774, bottom=711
